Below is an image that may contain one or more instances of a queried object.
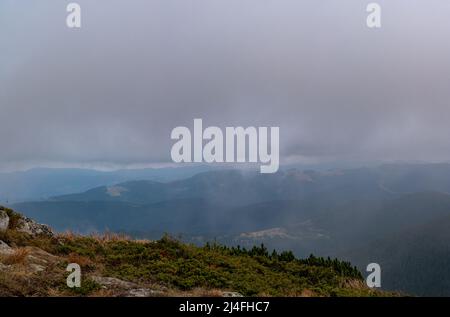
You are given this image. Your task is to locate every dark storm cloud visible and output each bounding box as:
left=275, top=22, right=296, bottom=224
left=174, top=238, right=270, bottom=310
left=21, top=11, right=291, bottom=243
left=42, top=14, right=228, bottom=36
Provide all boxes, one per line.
left=1, top=0, right=450, bottom=170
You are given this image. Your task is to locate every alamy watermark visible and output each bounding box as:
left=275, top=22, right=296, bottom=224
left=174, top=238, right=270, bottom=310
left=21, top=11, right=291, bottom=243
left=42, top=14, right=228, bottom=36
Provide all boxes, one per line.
left=366, top=263, right=381, bottom=288
left=65, top=2, right=382, bottom=30
left=170, top=119, right=280, bottom=173
left=66, top=263, right=81, bottom=288
left=66, top=3, right=81, bottom=29
left=366, top=3, right=382, bottom=29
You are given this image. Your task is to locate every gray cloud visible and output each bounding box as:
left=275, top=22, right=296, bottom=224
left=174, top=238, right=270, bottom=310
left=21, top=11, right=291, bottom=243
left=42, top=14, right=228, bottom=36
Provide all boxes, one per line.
left=1, top=0, right=450, bottom=170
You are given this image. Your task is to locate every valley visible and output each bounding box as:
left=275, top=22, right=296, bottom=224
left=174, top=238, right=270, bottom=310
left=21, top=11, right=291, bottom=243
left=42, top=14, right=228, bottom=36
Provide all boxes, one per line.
left=7, top=163, right=450, bottom=296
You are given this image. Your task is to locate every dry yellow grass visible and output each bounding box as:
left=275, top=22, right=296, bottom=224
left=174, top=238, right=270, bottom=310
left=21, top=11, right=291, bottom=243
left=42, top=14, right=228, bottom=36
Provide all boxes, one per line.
left=89, top=288, right=117, bottom=297
left=67, top=252, right=94, bottom=268
left=2, top=248, right=29, bottom=265
left=58, top=231, right=77, bottom=242
left=58, top=231, right=131, bottom=245
left=91, top=231, right=130, bottom=243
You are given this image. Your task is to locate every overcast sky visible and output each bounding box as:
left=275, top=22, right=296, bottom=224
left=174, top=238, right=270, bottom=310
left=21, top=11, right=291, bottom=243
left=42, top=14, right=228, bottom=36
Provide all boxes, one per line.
left=1, top=0, right=450, bottom=171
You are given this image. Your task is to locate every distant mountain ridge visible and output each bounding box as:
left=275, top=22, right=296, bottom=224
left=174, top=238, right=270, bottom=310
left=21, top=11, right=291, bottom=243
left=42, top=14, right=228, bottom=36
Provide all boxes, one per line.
left=0, top=165, right=214, bottom=203
left=48, top=167, right=398, bottom=205
left=9, top=163, right=450, bottom=296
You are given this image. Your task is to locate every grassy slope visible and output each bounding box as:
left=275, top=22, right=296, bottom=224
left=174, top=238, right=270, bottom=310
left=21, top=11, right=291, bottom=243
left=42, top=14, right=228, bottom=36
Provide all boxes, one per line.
left=0, top=207, right=386, bottom=297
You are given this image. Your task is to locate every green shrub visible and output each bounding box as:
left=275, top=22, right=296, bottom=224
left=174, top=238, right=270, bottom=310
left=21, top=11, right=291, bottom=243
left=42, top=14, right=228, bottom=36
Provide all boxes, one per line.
left=53, top=235, right=368, bottom=296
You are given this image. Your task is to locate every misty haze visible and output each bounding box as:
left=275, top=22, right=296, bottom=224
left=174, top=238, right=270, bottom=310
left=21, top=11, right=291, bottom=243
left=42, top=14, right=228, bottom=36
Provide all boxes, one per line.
left=1, top=0, right=450, bottom=299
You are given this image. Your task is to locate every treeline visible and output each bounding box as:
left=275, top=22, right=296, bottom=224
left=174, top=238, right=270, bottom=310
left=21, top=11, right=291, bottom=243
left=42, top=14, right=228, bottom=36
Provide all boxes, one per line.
left=203, top=242, right=362, bottom=279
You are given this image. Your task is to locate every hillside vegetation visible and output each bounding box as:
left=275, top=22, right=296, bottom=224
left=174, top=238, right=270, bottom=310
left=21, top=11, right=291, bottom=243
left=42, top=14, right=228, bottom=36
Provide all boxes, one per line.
left=13, top=164, right=450, bottom=296
left=0, top=206, right=386, bottom=297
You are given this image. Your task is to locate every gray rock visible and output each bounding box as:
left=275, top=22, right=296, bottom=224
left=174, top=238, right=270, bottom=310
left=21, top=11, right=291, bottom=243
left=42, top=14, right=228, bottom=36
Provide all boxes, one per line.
left=222, top=291, right=244, bottom=297
left=0, top=210, right=9, bottom=231
left=0, top=262, right=11, bottom=271
left=29, top=263, right=46, bottom=272
left=91, top=276, right=166, bottom=297
left=0, top=240, right=13, bottom=256
left=123, top=288, right=165, bottom=297
left=91, top=276, right=138, bottom=289
left=16, top=216, right=53, bottom=237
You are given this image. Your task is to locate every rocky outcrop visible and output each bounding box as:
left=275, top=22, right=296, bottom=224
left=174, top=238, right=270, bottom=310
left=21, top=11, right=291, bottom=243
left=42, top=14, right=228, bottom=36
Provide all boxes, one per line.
left=221, top=291, right=244, bottom=297
left=0, top=243, right=60, bottom=275
left=25, top=246, right=60, bottom=271
left=0, top=210, right=9, bottom=231
left=91, top=276, right=167, bottom=297
left=0, top=207, right=53, bottom=237
left=123, top=288, right=165, bottom=297
left=0, top=240, right=13, bottom=256
left=16, top=216, right=53, bottom=237
left=91, top=276, right=138, bottom=289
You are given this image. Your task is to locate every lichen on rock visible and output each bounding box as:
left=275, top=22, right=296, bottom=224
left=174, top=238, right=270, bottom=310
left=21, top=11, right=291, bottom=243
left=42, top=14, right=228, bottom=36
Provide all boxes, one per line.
left=15, top=216, right=53, bottom=237
left=0, top=210, right=9, bottom=232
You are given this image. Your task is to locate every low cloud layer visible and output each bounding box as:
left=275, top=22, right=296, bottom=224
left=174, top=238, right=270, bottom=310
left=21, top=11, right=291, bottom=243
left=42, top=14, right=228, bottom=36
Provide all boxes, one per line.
left=1, top=0, right=450, bottom=171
